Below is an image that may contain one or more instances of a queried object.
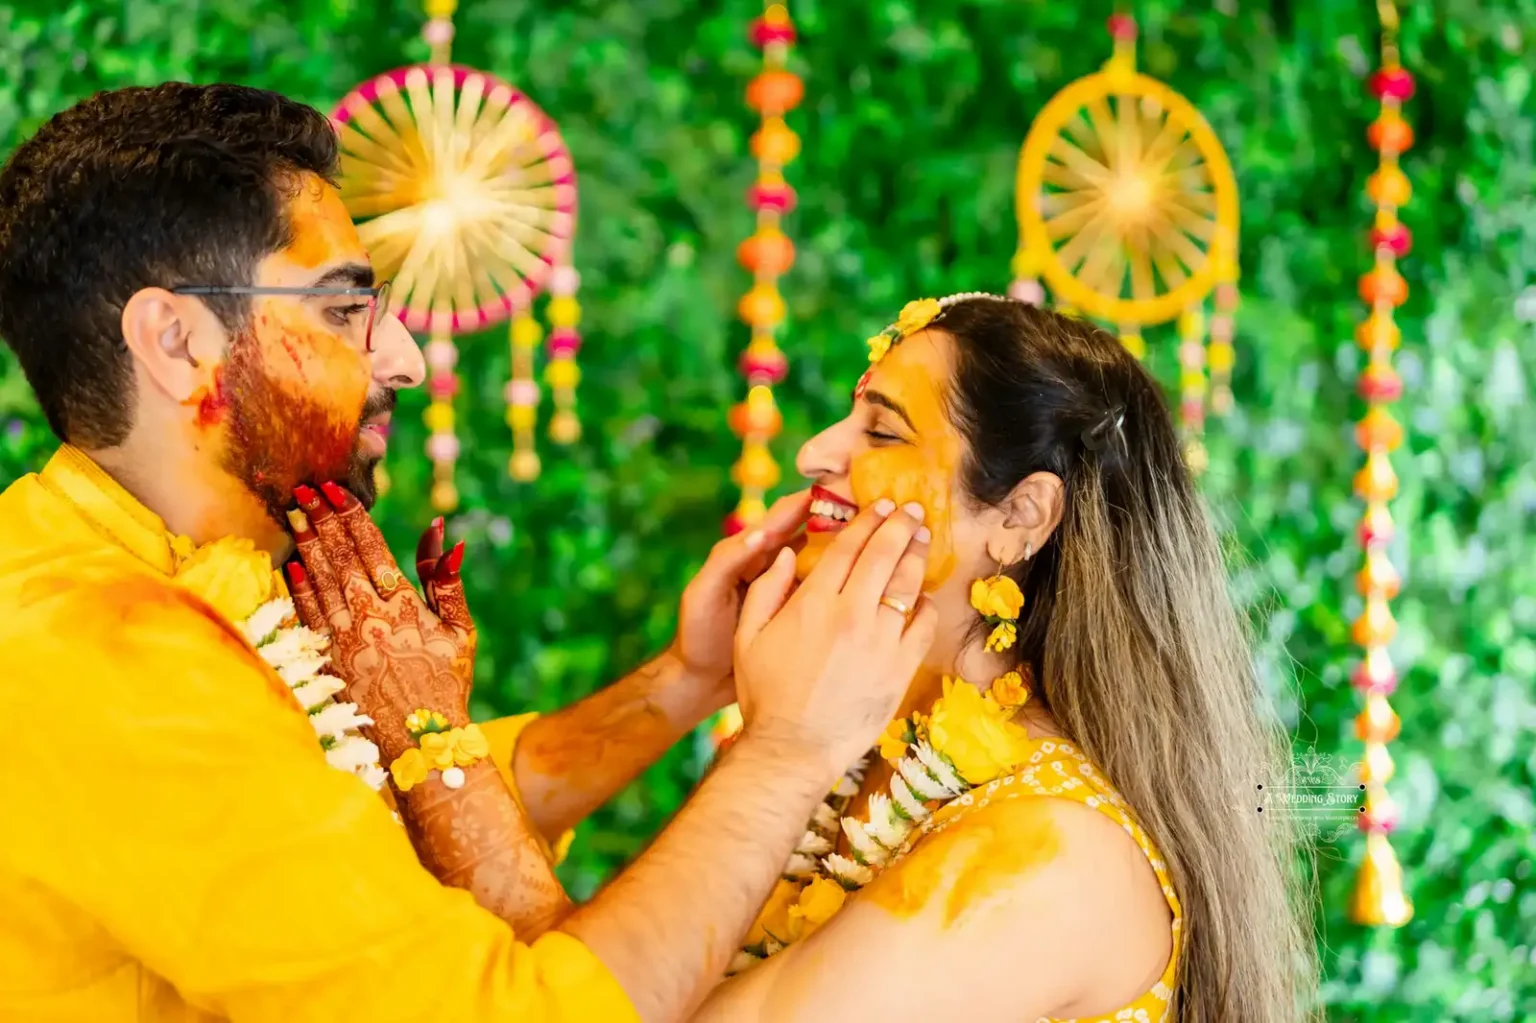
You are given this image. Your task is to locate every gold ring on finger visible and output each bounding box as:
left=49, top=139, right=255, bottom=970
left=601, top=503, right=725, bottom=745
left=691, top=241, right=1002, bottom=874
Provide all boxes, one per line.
left=375, top=567, right=404, bottom=593
left=878, top=595, right=912, bottom=617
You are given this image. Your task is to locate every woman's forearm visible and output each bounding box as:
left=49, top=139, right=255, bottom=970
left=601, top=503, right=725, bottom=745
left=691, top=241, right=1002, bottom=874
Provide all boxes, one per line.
left=397, top=761, right=572, bottom=937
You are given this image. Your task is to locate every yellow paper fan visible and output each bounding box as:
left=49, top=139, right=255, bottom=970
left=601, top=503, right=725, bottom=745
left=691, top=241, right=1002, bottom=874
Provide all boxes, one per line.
left=331, top=64, right=577, bottom=335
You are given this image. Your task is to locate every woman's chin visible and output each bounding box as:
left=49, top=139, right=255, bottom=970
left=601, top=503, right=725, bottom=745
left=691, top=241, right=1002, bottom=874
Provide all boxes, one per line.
left=795, top=536, right=832, bottom=581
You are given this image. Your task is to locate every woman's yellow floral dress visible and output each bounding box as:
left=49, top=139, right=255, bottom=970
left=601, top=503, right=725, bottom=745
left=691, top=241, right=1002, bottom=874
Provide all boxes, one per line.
left=913, top=737, right=1181, bottom=1023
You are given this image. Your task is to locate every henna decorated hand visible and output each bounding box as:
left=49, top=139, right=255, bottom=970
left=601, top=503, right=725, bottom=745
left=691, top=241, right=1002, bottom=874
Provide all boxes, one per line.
left=671, top=490, right=811, bottom=699
left=286, top=483, right=476, bottom=761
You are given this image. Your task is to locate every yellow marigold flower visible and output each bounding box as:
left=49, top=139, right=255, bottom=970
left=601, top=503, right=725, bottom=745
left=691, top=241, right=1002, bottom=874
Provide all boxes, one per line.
left=894, top=297, right=941, bottom=336
left=389, top=748, right=430, bottom=792
left=867, top=333, right=892, bottom=363
left=419, top=731, right=457, bottom=771
left=985, top=621, right=1017, bottom=653
left=451, top=723, right=490, bottom=766
left=876, top=718, right=910, bottom=763
left=969, top=575, right=1024, bottom=621
left=927, top=676, right=1034, bottom=785
left=788, top=876, right=847, bottom=940
left=991, top=670, right=1030, bottom=709
left=173, top=537, right=275, bottom=623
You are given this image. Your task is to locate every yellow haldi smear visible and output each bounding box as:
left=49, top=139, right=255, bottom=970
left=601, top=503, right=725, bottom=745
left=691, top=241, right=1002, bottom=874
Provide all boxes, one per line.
left=866, top=800, right=1062, bottom=927
left=849, top=331, right=963, bottom=587
left=283, top=175, right=370, bottom=269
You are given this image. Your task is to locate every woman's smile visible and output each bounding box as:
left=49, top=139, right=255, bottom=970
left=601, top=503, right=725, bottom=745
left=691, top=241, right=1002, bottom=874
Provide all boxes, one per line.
left=807, top=484, right=858, bottom=533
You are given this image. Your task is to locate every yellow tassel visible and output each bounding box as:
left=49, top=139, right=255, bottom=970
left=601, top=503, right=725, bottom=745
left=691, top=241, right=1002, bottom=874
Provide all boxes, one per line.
left=1349, top=832, right=1413, bottom=927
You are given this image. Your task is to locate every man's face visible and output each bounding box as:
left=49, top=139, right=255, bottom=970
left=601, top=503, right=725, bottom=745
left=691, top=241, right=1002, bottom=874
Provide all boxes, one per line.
left=198, top=174, right=420, bottom=518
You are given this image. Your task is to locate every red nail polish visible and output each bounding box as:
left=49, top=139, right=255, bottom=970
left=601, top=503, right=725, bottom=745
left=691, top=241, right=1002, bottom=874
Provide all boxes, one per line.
left=432, top=516, right=445, bottom=532
left=444, top=540, right=465, bottom=575
left=293, top=484, right=320, bottom=509
left=286, top=562, right=308, bottom=588
left=320, top=481, right=351, bottom=509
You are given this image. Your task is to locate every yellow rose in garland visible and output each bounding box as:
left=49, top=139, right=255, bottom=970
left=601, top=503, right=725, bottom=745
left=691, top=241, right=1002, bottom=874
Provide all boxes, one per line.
left=451, top=723, right=491, bottom=766
left=744, top=877, right=803, bottom=948
left=419, top=731, right=458, bottom=771
left=926, top=676, right=1034, bottom=786
left=389, top=748, right=430, bottom=792
left=787, top=877, right=846, bottom=941
left=877, top=718, right=911, bottom=763
left=172, top=537, right=275, bottom=623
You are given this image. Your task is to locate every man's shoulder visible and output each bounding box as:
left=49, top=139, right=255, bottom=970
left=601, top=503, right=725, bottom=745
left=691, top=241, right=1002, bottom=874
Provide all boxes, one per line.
left=0, top=478, right=246, bottom=682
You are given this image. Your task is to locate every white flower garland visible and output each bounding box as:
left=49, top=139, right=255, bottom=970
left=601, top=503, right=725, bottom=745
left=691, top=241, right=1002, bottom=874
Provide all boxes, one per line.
left=241, top=597, right=386, bottom=790
left=730, top=738, right=988, bottom=973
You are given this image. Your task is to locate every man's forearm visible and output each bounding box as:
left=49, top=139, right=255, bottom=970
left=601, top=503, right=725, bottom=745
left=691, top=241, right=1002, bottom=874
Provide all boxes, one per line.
left=512, top=649, right=727, bottom=842
left=560, top=731, right=832, bottom=1023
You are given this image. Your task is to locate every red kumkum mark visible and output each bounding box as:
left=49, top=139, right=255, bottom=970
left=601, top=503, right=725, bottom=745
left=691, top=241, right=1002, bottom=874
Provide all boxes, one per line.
left=853, top=367, right=873, bottom=402
left=279, top=334, right=306, bottom=373
left=187, top=365, right=229, bottom=428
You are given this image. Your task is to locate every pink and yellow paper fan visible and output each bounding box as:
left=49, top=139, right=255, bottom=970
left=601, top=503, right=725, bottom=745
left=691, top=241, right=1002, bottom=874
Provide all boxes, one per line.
left=331, top=64, right=577, bottom=335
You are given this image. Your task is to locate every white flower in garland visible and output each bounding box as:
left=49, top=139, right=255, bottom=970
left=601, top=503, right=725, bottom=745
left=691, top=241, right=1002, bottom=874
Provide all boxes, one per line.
left=242, top=597, right=386, bottom=790
left=822, top=853, right=874, bottom=888
left=310, top=701, right=375, bottom=740
left=291, top=674, right=347, bottom=713
left=738, top=676, right=1037, bottom=967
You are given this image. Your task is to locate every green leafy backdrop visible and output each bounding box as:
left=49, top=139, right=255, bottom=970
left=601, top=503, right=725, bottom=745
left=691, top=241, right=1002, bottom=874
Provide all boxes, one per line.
left=2, top=0, right=1532, bottom=1017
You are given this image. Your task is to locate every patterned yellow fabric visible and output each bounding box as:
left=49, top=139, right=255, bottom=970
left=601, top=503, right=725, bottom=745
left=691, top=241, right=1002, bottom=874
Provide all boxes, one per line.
left=0, top=445, right=638, bottom=1023
left=915, top=737, right=1181, bottom=1023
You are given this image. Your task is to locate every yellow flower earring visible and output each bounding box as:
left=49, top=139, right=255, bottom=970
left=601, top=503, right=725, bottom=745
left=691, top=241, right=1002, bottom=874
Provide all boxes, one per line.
left=970, top=543, right=1031, bottom=653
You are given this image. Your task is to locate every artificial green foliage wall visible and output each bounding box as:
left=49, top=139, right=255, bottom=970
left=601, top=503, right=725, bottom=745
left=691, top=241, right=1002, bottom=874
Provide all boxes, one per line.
left=1, top=0, right=1533, bottom=1017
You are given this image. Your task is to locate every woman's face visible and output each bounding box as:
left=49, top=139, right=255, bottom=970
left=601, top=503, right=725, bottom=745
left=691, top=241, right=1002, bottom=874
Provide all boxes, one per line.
left=795, top=328, right=996, bottom=599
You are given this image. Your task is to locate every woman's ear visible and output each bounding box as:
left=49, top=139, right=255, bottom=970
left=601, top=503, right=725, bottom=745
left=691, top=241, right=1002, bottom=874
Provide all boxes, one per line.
left=986, top=471, right=1064, bottom=566
left=120, top=288, right=225, bottom=402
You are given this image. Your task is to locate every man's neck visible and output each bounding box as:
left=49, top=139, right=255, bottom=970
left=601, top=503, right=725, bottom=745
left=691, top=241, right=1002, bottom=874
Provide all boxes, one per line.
left=85, top=444, right=293, bottom=561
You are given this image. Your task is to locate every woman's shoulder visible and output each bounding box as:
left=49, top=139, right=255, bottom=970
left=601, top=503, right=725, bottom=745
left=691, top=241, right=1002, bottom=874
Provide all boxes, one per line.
left=895, top=740, right=1179, bottom=1018
left=928, top=739, right=1151, bottom=850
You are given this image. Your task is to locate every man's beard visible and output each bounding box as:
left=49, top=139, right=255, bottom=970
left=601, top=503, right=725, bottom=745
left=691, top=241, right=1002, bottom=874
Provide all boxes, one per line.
left=220, top=330, right=393, bottom=525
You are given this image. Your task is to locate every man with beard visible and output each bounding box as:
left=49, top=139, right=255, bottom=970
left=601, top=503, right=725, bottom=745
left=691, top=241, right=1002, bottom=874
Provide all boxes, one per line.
left=0, top=84, right=937, bottom=1021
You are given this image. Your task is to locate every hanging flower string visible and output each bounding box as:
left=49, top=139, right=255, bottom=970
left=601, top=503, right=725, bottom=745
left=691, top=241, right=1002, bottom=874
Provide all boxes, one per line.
left=545, top=263, right=583, bottom=446
left=725, top=2, right=800, bottom=536
left=1349, top=0, right=1413, bottom=929
left=1349, top=0, right=1414, bottom=925
left=420, top=0, right=461, bottom=512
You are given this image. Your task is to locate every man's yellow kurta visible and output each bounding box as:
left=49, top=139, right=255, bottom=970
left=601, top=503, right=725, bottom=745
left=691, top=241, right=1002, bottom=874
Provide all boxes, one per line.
left=0, top=446, right=637, bottom=1022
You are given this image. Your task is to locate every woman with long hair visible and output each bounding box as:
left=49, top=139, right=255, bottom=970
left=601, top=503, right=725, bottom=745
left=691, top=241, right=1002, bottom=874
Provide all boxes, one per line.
left=698, top=294, right=1317, bottom=1021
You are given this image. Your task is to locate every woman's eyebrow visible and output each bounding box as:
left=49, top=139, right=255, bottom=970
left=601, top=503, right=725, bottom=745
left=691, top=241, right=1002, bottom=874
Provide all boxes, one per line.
left=863, top=389, right=916, bottom=432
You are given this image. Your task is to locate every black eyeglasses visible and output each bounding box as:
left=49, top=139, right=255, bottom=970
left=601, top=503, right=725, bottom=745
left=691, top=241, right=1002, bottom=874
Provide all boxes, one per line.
left=171, top=281, right=393, bottom=353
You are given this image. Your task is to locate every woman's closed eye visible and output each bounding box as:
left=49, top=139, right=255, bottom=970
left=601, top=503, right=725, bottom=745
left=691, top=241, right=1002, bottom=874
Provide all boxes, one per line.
left=864, top=428, right=905, bottom=445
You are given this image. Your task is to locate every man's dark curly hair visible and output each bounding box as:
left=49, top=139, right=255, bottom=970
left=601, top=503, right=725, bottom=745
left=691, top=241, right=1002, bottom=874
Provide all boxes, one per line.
left=0, top=82, right=339, bottom=447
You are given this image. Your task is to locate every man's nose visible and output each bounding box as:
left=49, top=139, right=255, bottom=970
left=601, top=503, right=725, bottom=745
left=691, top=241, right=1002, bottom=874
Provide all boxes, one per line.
left=370, top=314, right=425, bottom=389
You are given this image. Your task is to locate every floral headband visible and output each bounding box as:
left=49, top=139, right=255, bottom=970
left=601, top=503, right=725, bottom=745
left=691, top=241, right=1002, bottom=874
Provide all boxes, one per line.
left=865, top=291, right=1008, bottom=364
